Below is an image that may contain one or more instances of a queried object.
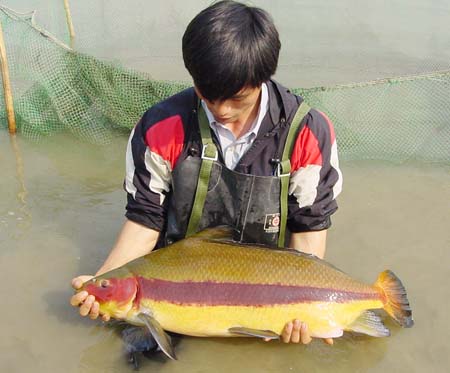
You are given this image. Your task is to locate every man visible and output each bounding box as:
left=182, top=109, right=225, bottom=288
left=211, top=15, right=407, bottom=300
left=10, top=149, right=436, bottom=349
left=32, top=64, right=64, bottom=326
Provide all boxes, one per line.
left=71, top=1, right=342, bottom=346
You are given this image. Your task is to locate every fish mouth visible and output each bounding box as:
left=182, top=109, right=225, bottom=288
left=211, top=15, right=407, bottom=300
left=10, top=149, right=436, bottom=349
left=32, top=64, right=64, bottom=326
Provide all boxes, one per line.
left=84, top=275, right=140, bottom=320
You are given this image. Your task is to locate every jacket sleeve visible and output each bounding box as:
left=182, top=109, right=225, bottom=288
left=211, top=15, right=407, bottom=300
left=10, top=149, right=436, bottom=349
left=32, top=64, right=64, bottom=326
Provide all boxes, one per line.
left=124, top=108, right=185, bottom=231
left=287, top=109, right=343, bottom=232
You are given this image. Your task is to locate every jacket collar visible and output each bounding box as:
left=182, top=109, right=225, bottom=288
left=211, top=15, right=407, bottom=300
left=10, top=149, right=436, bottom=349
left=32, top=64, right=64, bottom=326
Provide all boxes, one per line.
left=254, top=79, right=302, bottom=140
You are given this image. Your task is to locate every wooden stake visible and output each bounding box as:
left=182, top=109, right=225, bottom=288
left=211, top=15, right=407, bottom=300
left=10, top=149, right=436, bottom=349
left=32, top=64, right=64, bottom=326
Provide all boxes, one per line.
left=10, top=133, right=28, bottom=207
left=0, top=19, right=16, bottom=134
left=63, top=0, right=75, bottom=47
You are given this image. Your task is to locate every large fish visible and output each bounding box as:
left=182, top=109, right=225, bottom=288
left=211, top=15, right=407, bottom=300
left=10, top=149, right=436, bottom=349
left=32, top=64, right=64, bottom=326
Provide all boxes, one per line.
left=79, top=227, right=413, bottom=360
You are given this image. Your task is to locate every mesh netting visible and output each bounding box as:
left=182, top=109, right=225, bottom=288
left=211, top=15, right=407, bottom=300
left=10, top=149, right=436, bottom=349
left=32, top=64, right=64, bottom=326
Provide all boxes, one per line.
left=0, top=5, right=449, bottom=162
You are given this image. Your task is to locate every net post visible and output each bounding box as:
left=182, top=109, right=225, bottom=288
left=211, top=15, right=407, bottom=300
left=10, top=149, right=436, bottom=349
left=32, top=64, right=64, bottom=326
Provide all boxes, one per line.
left=0, top=18, right=16, bottom=134
left=63, top=0, right=75, bottom=48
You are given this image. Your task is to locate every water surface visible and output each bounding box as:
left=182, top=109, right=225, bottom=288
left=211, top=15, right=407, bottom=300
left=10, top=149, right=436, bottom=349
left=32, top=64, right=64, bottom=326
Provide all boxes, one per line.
left=1, top=131, right=449, bottom=372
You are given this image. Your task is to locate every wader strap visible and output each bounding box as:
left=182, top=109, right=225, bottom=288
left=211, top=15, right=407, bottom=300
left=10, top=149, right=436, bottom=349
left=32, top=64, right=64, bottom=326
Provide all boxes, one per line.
left=278, top=101, right=311, bottom=247
left=185, top=107, right=218, bottom=236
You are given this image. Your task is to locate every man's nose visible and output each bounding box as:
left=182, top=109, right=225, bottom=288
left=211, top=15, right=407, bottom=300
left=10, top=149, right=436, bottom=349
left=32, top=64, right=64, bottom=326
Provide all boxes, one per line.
left=212, top=101, right=231, bottom=116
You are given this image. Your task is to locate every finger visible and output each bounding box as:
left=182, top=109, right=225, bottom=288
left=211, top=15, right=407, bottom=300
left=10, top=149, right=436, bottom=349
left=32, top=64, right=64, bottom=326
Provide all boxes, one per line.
left=300, top=322, right=312, bottom=344
left=263, top=338, right=271, bottom=342
left=70, top=291, right=88, bottom=306
left=71, top=275, right=94, bottom=290
left=71, top=278, right=83, bottom=290
left=324, top=338, right=334, bottom=345
left=290, top=320, right=301, bottom=343
left=89, top=301, right=100, bottom=320
left=79, top=295, right=95, bottom=317
left=102, top=313, right=110, bottom=322
left=282, top=322, right=293, bottom=343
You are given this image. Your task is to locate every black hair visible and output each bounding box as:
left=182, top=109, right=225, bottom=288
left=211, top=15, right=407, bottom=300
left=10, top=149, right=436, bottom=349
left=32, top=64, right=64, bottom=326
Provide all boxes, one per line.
left=182, top=0, right=281, bottom=101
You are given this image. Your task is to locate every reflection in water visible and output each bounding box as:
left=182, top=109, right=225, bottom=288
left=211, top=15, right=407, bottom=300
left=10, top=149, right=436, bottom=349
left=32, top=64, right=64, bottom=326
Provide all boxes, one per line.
left=78, top=327, right=388, bottom=373
left=78, top=328, right=125, bottom=373
left=3, top=133, right=32, bottom=235
left=9, top=134, right=28, bottom=205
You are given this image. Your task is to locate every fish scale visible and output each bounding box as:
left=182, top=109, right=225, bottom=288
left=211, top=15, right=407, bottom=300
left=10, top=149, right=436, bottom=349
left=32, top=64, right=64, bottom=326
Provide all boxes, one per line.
left=128, top=239, right=374, bottom=294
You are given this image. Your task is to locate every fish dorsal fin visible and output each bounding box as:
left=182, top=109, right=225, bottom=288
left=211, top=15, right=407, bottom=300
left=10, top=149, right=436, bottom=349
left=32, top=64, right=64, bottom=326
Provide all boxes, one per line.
left=137, top=313, right=177, bottom=360
left=228, top=327, right=279, bottom=340
left=192, top=225, right=235, bottom=241
left=346, top=310, right=390, bottom=337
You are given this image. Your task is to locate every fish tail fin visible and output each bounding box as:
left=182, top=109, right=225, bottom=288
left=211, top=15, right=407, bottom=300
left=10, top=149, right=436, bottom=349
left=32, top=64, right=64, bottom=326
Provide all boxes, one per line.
left=374, top=270, right=414, bottom=328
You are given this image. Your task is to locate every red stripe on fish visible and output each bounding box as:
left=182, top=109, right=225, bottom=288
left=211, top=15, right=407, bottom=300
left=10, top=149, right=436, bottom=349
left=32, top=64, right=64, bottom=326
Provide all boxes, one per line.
left=136, top=277, right=379, bottom=306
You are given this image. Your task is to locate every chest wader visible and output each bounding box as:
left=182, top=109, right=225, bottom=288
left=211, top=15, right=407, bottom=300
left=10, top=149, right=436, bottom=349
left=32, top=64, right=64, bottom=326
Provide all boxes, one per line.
left=165, top=101, right=311, bottom=247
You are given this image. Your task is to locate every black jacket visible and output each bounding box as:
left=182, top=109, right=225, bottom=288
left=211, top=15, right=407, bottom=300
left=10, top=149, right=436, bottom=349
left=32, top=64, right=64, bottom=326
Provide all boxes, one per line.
left=124, top=80, right=342, bottom=233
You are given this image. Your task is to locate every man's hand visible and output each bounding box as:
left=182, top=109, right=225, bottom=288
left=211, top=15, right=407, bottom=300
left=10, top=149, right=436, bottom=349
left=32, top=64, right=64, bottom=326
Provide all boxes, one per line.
left=69, top=220, right=159, bottom=322
left=265, top=320, right=334, bottom=345
left=70, top=275, right=110, bottom=321
left=283, top=233, right=333, bottom=344
left=282, top=320, right=333, bottom=345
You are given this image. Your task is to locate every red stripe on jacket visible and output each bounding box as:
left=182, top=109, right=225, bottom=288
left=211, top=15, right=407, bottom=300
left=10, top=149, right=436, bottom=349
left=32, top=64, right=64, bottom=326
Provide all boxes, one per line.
left=291, top=126, right=322, bottom=172
left=290, top=111, right=337, bottom=172
left=145, top=115, right=185, bottom=170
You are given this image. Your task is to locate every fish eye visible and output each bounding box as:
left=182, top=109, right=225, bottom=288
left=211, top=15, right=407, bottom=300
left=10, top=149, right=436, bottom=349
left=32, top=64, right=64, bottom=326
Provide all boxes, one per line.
left=100, top=279, right=110, bottom=288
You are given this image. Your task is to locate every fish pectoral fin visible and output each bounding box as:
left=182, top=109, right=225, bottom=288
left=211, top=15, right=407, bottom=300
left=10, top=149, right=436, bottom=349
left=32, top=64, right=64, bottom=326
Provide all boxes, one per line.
left=346, top=310, right=390, bottom=337
left=228, top=327, right=280, bottom=340
left=137, top=313, right=177, bottom=360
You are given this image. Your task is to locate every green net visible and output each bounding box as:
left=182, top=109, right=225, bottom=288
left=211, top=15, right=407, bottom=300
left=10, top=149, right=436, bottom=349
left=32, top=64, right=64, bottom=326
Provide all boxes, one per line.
left=0, top=4, right=449, bottom=162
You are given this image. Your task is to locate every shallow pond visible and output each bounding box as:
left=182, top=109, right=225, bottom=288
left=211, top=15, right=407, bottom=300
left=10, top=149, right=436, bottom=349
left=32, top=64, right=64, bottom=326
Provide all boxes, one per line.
left=1, top=130, right=449, bottom=373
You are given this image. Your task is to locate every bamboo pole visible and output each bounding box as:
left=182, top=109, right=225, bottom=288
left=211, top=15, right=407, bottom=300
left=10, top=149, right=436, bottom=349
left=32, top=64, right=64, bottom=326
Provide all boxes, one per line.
left=10, top=133, right=28, bottom=207
left=63, top=0, right=75, bottom=47
left=0, top=18, right=16, bottom=134
left=9, top=133, right=31, bottom=225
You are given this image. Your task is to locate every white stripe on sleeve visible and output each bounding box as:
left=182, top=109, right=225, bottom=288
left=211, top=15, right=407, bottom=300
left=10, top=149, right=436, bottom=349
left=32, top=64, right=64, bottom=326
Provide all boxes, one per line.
left=144, top=148, right=172, bottom=205
left=125, top=128, right=137, bottom=199
left=330, top=141, right=343, bottom=199
left=289, top=164, right=321, bottom=208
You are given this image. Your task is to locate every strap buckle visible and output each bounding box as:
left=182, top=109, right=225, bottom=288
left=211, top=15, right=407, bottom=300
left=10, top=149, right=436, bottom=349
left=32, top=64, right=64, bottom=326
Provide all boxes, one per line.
left=273, top=159, right=290, bottom=177
left=277, top=164, right=290, bottom=178
left=201, top=144, right=218, bottom=161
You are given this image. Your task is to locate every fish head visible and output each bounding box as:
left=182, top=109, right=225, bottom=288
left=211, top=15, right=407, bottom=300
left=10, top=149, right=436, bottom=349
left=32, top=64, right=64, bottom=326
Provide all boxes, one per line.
left=80, top=267, right=138, bottom=320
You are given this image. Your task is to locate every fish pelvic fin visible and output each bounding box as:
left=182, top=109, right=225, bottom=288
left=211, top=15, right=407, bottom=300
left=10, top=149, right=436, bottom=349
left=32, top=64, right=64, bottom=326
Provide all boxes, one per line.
left=375, top=270, right=414, bottom=328
left=137, top=313, right=176, bottom=360
left=347, top=310, right=390, bottom=337
left=228, top=327, right=279, bottom=340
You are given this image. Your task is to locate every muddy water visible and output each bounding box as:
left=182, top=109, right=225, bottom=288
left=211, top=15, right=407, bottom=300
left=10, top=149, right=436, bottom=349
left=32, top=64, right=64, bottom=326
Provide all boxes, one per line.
left=0, top=130, right=449, bottom=372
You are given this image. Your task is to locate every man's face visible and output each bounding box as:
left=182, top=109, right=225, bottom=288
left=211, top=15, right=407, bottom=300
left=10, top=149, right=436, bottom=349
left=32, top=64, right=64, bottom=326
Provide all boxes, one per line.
left=195, top=85, right=262, bottom=125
